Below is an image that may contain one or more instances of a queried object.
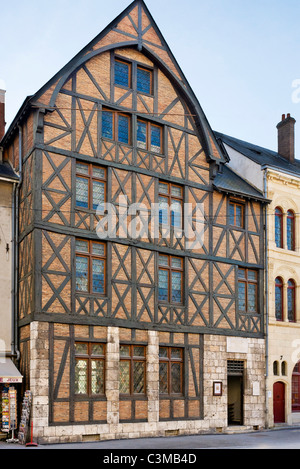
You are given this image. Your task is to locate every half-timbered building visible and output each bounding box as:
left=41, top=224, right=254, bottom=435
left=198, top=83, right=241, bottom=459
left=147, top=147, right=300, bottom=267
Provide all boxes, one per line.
left=1, top=0, right=268, bottom=443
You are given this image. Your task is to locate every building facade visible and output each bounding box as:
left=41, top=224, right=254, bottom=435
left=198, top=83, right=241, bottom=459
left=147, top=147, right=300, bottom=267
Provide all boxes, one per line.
left=217, top=113, right=300, bottom=427
left=1, top=0, right=268, bottom=443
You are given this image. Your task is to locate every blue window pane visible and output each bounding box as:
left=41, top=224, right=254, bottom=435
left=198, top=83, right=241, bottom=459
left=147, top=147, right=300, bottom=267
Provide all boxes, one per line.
left=76, top=256, right=88, bottom=292
left=76, top=177, right=89, bottom=208
left=92, top=258, right=105, bottom=294
left=171, top=199, right=182, bottom=228
left=102, top=111, right=113, bottom=139
left=159, top=196, right=169, bottom=225
left=115, top=61, right=130, bottom=87
left=275, top=209, right=283, bottom=248
left=171, top=271, right=182, bottom=303
left=92, top=180, right=105, bottom=210
left=238, top=282, right=246, bottom=311
left=158, top=269, right=169, bottom=302
left=137, top=67, right=151, bottom=94
left=275, top=283, right=283, bottom=320
left=236, top=205, right=243, bottom=227
left=150, top=125, right=161, bottom=153
left=137, top=121, right=147, bottom=149
left=229, top=203, right=235, bottom=225
left=118, top=115, right=129, bottom=144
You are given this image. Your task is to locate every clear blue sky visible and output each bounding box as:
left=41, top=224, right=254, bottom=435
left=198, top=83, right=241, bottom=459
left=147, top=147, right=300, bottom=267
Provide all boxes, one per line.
left=1, top=0, right=300, bottom=154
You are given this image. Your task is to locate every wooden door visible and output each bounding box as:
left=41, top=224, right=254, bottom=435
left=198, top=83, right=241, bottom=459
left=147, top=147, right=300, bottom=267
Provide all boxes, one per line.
left=273, top=381, right=285, bottom=423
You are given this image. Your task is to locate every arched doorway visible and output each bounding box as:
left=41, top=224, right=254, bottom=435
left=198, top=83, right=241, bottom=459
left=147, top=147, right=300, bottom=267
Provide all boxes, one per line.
left=273, top=381, right=285, bottom=423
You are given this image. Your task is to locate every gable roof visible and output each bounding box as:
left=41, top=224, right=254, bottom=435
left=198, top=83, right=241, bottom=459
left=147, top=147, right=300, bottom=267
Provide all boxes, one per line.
left=215, top=130, right=300, bottom=176
left=1, top=0, right=225, bottom=164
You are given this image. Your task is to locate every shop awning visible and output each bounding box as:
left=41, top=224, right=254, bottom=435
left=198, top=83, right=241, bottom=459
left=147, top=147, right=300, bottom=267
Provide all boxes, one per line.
left=0, top=358, right=23, bottom=384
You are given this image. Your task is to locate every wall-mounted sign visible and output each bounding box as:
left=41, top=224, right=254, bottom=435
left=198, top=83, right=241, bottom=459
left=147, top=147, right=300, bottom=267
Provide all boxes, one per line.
left=213, top=381, right=223, bottom=396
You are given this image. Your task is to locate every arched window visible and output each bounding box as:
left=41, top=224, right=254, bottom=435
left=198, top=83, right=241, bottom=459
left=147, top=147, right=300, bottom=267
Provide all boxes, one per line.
left=287, top=210, right=295, bottom=251
left=273, top=361, right=279, bottom=376
left=288, top=279, right=296, bottom=322
left=281, top=361, right=287, bottom=376
left=275, top=207, right=283, bottom=248
left=275, top=277, right=284, bottom=321
left=292, top=362, right=300, bottom=413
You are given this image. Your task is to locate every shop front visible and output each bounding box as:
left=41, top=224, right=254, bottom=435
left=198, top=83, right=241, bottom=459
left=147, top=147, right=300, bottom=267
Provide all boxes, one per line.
left=0, top=358, right=23, bottom=440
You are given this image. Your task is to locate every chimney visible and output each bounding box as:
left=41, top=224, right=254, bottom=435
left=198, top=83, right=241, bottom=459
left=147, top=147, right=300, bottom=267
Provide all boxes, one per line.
left=0, top=89, right=5, bottom=140
left=276, top=113, right=296, bottom=162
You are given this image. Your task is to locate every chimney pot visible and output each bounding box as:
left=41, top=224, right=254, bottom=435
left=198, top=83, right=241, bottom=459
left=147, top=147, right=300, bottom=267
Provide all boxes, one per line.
left=277, top=113, right=296, bottom=162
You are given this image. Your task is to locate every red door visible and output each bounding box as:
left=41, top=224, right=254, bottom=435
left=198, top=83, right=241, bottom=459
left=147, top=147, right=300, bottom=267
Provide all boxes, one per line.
left=273, top=382, right=285, bottom=423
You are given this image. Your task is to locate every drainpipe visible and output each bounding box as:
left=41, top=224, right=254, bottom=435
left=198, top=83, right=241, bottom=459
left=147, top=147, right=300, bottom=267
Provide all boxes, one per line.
left=264, top=169, right=269, bottom=428
left=9, top=125, right=22, bottom=362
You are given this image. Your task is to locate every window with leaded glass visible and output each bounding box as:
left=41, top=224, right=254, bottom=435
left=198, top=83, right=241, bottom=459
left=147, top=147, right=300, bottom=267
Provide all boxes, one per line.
left=229, top=200, right=244, bottom=228
left=75, top=239, right=106, bottom=295
left=74, top=342, right=105, bottom=396
left=114, top=59, right=131, bottom=88
left=119, top=345, right=146, bottom=395
left=287, top=210, right=295, bottom=251
left=159, top=347, right=183, bottom=395
left=158, top=254, right=184, bottom=304
left=275, top=207, right=283, bottom=248
left=137, top=119, right=162, bottom=153
left=288, top=279, right=296, bottom=322
left=102, top=109, right=131, bottom=145
left=159, top=181, right=183, bottom=228
left=76, top=162, right=106, bottom=211
left=238, top=268, right=258, bottom=314
left=275, top=277, right=283, bottom=321
left=137, top=66, right=153, bottom=94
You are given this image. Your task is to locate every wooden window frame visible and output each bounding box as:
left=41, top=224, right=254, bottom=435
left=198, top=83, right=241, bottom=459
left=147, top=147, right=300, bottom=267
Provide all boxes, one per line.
left=158, top=254, right=184, bottom=305
left=275, top=207, right=283, bottom=248
left=74, top=341, right=106, bottom=397
left=75, top=239, right=107, bottom=295
left=114, top=58, right=132, bottom=89
left=137, top=118, right=163, bottom=154
left=275, top=276, right=284, bottom=321
left=119, top=344, right=146, bottom=396
left=158, top=181, right=184, bottom=228
left=75, top=162, right=106, bottom=211
left=288, top=279, right=296, bottom=322
left=287, top=210, right=295, bottom=251
left=229, top=200, right=245, bottom=229
left=136, top=65, right=153, bottom=95
left=238, top=268, right=258, bottom=314
left=159, top=346, right=184, bottom=396
left=102, top=108, right=131, bottom=145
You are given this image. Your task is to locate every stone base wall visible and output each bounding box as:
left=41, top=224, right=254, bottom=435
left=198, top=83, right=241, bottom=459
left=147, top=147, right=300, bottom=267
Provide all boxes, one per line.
left=28, top=322, right=266, bottom=444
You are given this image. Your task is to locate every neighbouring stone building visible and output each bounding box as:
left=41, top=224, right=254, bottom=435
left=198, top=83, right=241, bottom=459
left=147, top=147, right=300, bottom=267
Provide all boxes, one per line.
left=0, top=0, right=268, bottom=443
left=217, top=113, right=300, bottom=428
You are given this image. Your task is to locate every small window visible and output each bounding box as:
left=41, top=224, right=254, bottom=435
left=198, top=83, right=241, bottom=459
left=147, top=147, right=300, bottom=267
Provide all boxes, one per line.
left=158, top=254, right=184, bottom=304
left=288, top=279, right=296, bottom=322
left=273, top=361, right=279, bottom=376
left=137, top=66, right=153, bottom=94
left=282, top=361, right=287, bottom=376
left=287, top=210, right=295, bottom=251
left=275, top=207, right=283, bottom=248
left=159, top=181, right=183, bottom=228
left=102, top=109, right=131, bottom=145
left=115, top=59, right=131, bottom=88
left=76, top=162, right=106, bottom=211
left=229, top=200, right=244, bottom=228
left=275, top=277, right=283, bottom=321
left=119, top=345, right=146, bottom=395
left=75, top=239, right=106, bottom=295
left=74, top=342, right=105, bottom=396
left=137, top=119, right=162, bottom=154
left=159, top=347, right=183, bottom=395
left=238, top=268, right=258, bottom=314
